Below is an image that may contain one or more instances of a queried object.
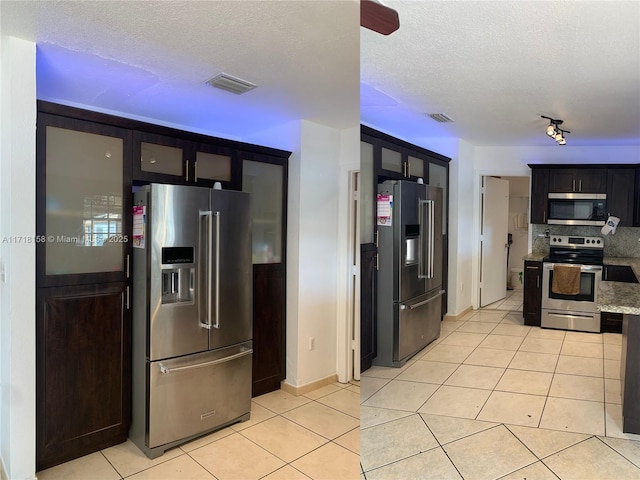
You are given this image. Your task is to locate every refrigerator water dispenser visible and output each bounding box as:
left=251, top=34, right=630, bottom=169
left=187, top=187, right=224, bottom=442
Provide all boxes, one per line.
left=161, top=247, right=195, bottom=304
left=405, top=224, right=420, bottom=266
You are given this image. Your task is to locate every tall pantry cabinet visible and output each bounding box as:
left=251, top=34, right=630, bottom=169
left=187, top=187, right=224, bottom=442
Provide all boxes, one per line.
left=36, top=110, right=133, bottom=470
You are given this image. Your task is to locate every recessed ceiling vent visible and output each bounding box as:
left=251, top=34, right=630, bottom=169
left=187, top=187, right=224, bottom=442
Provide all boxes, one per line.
left=206, top=73, right=257, bottom=95
left=427, top=112, right=454, bottom=123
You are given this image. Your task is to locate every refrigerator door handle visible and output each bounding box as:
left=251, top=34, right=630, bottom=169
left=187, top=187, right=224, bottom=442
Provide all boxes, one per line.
left=398, top=290, right=445, bottom=310
left=212, top=211, right=221, bottom=329
left=158, top=348, right=253, bottom=374
left=198, top=210, right=220, bottom=330
left=418, top=199, right=434, bottom=279
left=429, top=199, right=435, bottom=278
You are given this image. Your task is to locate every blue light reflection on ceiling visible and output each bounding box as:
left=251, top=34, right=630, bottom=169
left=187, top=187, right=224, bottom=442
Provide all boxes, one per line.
left=36, top=43, right=300, bottom=150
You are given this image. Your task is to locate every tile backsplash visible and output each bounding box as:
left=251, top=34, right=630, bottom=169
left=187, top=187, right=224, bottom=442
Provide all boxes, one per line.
left=531, top=224, right=640, bottom=258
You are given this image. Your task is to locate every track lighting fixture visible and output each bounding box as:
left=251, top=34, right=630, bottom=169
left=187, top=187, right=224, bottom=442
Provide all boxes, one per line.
left=541, top=116, right=570, bottom=145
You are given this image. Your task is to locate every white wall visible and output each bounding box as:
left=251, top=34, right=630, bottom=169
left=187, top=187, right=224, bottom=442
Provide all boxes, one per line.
left=0, top=35, right=37, bottom=480
left=284, top=120, right=344, bottom=388
left=475, top=145, right=640, bottom=169
left=449, top=139, right=475, bottom=316
left=248, top=119, right=354, bottom=388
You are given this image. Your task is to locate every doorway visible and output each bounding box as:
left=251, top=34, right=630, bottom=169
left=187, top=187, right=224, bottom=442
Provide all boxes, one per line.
left=477, top=175, right=530, bottom=312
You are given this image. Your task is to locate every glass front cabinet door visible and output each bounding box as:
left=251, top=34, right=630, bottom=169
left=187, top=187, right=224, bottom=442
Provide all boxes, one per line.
left=133, top=131, right=239, bottom=188
left=37, top=114, right=132, bottom=286
left=242, top=158, right=284, bottom=264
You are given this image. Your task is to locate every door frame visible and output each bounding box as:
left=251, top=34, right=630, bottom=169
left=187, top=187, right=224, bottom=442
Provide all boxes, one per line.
left=479, top=176, right=509, bottom=307
left=336, top=166, right=360, bottom=383
left=471, top=170, right=532, bottom=310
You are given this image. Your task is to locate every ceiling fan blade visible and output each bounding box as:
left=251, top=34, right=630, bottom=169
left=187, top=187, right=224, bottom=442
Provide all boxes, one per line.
left=361, top=0, right=400, bottom=35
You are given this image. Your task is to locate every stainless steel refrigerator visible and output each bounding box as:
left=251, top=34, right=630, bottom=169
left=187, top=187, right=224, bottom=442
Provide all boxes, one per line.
left=374, top=180, right=444, bottom=367
left=130, top=183, right=252, bottom=458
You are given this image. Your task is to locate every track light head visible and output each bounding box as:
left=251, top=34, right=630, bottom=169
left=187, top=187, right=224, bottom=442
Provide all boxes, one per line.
left=541, top=116, right=570, bottom=145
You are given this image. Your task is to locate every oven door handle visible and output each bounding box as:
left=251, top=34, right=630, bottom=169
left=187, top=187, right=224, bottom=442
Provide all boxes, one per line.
left=543, top=263, right=602, bottom=273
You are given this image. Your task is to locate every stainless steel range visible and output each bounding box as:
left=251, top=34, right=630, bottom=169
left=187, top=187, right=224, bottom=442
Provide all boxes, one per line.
left=541, top=235, right=603, bottom=333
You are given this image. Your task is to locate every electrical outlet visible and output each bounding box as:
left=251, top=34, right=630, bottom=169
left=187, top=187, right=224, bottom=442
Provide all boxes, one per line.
left=309, top=337, right=315, bottom=351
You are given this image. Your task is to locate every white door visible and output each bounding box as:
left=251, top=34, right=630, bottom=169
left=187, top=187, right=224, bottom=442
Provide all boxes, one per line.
left=480, top=176, right=509, bottom=307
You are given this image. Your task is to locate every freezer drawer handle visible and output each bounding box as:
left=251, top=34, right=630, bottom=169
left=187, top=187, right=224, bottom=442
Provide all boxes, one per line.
left=158, top=348, right=253, bottom=374
left=399, top=290, right=445, bottom=310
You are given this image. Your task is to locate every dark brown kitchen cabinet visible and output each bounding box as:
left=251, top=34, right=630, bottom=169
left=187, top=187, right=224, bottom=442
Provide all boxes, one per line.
left=36, top=107, right=133, bottom=470
left=242, top=153, right=288, bottom=396
left=251, top=264, right=286, bottom=396
left=375, top=136, right=432, bottom=182
left=36, top=101, right=291, bottom=469
left=36, top=282, right=130, bottom=471
left=133, top=131, right=240, bottom=189
left=530, top=168, right=549, bottom=224
left=361, top=244, right=377, bottom=372
left=607, top=168, right=635, bottom=227
left=523, top=260, right=542, bottom=326
left=36, top=111, right=133, bottom=288
left=548, top=168, right=606, bottom=193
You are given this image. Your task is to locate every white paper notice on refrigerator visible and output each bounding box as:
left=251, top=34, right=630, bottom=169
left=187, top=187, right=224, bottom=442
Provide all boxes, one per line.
left=377, top=194, right=393, bottom=226
left=133, top=205, right=146, bottom=248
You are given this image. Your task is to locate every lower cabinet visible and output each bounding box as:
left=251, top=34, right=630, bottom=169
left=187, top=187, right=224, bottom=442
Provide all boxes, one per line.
left=251, top=264, right=286, bottom=397
left=361, top=243, right=377, bottom=372
left=523, top=260, right=543, bottom=326
left=36, top=282, right=130, bottom=471
left=601, top=311, right=623, bottom=334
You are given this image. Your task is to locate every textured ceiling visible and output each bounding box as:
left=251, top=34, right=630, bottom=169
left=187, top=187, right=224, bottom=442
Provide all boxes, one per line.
left=2, top=1, right=639, bottom=149
left=361, top=0, right=640, bottom=147
left=1, top=0, right=359, bottom=142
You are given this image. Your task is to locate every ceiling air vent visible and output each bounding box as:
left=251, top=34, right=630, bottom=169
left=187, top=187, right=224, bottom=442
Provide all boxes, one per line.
left=206, top=73, right=257, bottom=95
left=427, top=112, right=454, bottom=123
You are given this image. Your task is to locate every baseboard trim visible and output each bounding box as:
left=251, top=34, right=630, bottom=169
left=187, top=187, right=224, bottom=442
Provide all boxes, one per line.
left=444, top=306, right=473, bottom=322
left=281, top=374, right=339, bottom=396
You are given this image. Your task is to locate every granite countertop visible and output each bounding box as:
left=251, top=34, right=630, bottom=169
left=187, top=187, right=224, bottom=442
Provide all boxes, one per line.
left=599, top=257, right=640, bottom=315
left=524, top=252, right=547, bottom=262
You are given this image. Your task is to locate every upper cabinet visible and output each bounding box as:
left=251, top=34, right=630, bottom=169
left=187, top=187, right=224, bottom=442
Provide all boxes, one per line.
left=607, top=168, right=635, bottom=227
left=242, top=155, right=286, bottom=265
left=37, top=112, right=133, bottom=287
left=133, top=131, right=239, bottom=189
left=530, top=168, right=549, bottom=224
left=376, top=138, right=433, bottom=182
left=548, top=168, right=606, bottom=193
left=530, top=164, right=639, bottom=226
left=363, top=126, right=450, bottom=185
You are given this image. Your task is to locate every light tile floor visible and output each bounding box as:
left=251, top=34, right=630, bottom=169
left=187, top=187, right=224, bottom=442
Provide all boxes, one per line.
left=361, top=293, right=640, bottom=479
left=37, top=381, right=360, bottom=480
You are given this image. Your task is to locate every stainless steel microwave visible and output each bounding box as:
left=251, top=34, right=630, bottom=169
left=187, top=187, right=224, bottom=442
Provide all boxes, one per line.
left=547, top=193, right=607, bottom=225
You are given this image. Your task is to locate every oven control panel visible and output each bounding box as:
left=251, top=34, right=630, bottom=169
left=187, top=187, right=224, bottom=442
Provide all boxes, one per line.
left=549, top=235, right=603, bottom=249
